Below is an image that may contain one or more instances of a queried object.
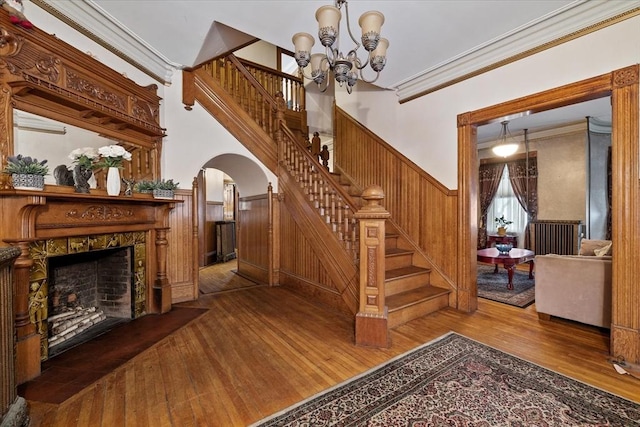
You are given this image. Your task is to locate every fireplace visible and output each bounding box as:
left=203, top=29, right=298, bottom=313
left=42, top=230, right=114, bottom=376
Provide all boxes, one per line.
left=28, top=231, right=148, bottom=361
left=45, top=246, right=133, bottom=357
left=1, top=192, right=176, bottom=383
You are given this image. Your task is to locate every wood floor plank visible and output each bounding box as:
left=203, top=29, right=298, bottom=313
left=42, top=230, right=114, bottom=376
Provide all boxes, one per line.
left=24, top=270, right=640, bottom=426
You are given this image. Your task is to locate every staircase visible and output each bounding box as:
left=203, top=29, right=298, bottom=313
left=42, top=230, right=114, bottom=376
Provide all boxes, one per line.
left=184, top=54, right=452, bottom=339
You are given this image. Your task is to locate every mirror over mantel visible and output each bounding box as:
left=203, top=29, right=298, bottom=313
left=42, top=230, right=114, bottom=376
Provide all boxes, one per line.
left=0, top=11, right=166, bottom=191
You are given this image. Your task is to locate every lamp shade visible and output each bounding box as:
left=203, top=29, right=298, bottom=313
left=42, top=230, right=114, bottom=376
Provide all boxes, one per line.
left=316, top=5, right=341, bottom=46
left=372, top=37, right=389, bottom=57
left=359, top=11, right=384, bottom=35
left=292, top=32, right=315, bottom=54
left=492, top=143, right=519, bottom=157
left=310, top=53, right=327, bottom=72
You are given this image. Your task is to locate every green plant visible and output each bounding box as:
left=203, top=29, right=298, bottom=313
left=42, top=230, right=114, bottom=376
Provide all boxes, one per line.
left=153, top=179, right=179, bottom=190
left=494, top=215, right=513, bottom=228
left=2, top=155, right=49, bottom=175
left=134, top=180, right=156, bottom=192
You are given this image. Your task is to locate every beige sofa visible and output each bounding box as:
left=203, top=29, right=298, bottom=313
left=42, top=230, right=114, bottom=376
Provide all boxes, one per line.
left=534, top=253, right=612, bottom=328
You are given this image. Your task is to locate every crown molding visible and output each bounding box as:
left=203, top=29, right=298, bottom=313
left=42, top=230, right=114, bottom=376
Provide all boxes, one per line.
left=32, top=0, right=179, bottom=84
left=396, top=1, right=640, bottom=103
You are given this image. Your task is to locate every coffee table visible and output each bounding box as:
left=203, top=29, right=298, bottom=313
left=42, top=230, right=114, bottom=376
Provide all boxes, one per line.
left=476, top=248, right=535, bottom=290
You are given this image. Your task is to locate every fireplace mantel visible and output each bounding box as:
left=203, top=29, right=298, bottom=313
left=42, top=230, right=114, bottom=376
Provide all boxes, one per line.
left=0, top=187, right=180, bottom=383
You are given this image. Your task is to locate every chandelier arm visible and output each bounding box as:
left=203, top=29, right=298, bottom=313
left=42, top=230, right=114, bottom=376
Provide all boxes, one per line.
left=356, top=68, right=380, bottom=84
left=340, top=0, right=362, bottom=51
left=297, top=66, right=316, bottom=81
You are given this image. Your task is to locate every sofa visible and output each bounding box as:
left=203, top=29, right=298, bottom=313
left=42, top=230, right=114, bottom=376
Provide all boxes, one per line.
left=534, top=239, right=612, bottom=328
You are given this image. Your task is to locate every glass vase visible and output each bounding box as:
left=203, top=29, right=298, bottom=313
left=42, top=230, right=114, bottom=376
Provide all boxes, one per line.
left=106, top=167, right=121, bottom=196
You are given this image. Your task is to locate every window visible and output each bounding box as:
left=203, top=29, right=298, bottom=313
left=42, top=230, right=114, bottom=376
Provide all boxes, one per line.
left=487, top=165, right=528, bottom=246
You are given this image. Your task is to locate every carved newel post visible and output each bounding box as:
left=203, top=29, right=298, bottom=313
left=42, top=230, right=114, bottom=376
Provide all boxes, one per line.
left=354, top=185, right=391, bottom=348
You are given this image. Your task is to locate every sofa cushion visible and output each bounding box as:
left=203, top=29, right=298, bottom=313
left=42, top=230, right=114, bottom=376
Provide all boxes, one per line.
left=579, top=239, right=612, bottom=256
left=594, top=242, right=613, bottom=257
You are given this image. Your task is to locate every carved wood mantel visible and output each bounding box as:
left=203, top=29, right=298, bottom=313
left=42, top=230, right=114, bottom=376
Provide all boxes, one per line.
left=0, top=10, right=171, bottom=384
left=1, top=187, right=177, bottom=383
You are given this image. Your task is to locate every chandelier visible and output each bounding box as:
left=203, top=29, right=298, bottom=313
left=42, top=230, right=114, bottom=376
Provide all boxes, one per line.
left=292, top=0, right=389, bottom=94
left=492, top=121, right=519, bottom=157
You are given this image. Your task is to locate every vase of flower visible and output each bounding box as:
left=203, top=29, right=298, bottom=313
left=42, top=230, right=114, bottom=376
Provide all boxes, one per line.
left=69, top=147, right=99, bottom=193
left=106, top=167, right=121, bottom=196
left=95, top=145, right=131, bottom=196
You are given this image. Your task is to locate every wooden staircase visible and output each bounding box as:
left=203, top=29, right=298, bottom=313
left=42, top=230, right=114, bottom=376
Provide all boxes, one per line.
left=384, top=232, right=449, bottom=328
left=184, top=54, right=453, bottom=341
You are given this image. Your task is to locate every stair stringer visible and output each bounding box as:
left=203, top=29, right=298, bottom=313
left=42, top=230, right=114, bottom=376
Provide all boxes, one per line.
left=334, top=164, right=457, bottom=308
left=187, top=68, right=278, bottom=173
left=279, top=171, right=359, bottom=315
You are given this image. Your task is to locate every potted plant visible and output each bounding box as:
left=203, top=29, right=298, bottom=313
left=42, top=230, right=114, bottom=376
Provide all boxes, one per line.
left=152, top=179, right=179, bottom=199
left=134, top=180, right=155, bottom=194
left=494, top=215, right=513, bottom=236
left=2, top=154, right=49, bottom=190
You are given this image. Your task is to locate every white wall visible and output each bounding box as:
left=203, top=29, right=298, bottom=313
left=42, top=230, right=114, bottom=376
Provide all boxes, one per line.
left=23, top=4, right=277, bottom=197
left=338, top=15, right=640, bottom=190
left=25, top=5, right=639, bottom=193
left=161, top=72, right=277, bottom=196
left=205, top=169, right=224, bottom=202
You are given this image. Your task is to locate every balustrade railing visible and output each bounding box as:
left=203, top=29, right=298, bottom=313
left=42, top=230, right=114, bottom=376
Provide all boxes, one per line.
left=202, top=54, right=306, bottom=140
left=276, top=99, right=359, bottom=262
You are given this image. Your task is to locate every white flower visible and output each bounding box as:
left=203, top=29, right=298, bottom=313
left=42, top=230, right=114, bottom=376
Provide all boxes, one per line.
left=68, top=147, right=99, bottom=161
left=96, top=144, right=132, bottom=168
left=98, top=145, right=131, bottom=160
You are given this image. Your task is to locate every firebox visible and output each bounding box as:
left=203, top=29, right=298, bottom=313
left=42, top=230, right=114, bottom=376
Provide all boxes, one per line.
left=27, top=231, right=148, bottom=360
left=46, top=247, right=133, bottom=357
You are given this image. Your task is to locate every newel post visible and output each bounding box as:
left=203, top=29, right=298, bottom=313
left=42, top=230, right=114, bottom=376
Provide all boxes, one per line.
left=354, top=185, right=391, bottom=348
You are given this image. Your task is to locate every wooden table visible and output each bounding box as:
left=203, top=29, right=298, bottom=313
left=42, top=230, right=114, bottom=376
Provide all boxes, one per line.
left=477, top=248, right=535, bottom=290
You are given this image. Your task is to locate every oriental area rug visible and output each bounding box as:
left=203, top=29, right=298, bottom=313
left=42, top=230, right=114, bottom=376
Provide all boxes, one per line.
left=252, top=333, right=640, bottom=426
left=477, top=264, right=535, bottom=307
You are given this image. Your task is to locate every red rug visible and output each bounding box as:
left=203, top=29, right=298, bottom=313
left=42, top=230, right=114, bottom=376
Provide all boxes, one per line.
left=253, top=332, right=640, bottom=426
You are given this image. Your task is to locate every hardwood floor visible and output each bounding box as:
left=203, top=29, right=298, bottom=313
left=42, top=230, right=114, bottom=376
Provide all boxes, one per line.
left=28, top=276, right=639, bottom=426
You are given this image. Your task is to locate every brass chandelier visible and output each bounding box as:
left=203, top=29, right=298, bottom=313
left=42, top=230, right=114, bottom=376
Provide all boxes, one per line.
left=292, top=0, right=389, bottom=93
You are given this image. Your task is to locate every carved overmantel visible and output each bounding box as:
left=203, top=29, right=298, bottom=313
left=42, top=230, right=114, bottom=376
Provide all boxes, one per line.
left=0, top=10, right=166, bottom=189
left=0, top=10, right=173, bottom=385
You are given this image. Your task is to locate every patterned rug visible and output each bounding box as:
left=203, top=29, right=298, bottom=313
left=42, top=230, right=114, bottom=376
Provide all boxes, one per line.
left=252, top=333, right=640, bottom=426
left=477, top=264, right=535, bottom=307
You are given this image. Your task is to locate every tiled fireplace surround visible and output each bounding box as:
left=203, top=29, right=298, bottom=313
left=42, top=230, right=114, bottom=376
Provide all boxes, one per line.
left=31, top=232, right=145, bottom=360
left=1, top=190, right=177, bottom=384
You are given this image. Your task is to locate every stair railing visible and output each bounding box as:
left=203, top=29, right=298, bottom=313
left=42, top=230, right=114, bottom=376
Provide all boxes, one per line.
left=274, top=93, right=359, bottom=262
left=201, top=54, right=306, bottom=141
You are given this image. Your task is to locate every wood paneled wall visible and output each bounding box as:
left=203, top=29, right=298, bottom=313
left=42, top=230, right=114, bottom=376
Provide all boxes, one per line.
left=279, top=204, right=353, bottom=315
left=168, top=190, right=198, bottom=303
left=334, top=108, right=459, bottom=288
left=237, top=194, right=271, bottom=285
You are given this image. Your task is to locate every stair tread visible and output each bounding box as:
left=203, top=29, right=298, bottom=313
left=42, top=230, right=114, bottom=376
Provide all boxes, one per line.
left=385, top=247, right=413, bottom=257
left=385, top=265, right=430, bottom=280
left=387, top=286, right=450, bottom=311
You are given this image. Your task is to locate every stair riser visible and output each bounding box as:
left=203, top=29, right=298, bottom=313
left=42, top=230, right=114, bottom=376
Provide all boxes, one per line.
left=385, top=272, right=431, bottom=296
left=385, top=236, right=399, bottom=250
left=385, top=253, right=413, bottom=270
left=388, top=294, right=449, bottom=328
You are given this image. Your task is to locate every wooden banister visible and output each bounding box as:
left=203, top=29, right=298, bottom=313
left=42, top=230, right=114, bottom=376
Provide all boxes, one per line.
left=275, top=93, right=359, bottom=262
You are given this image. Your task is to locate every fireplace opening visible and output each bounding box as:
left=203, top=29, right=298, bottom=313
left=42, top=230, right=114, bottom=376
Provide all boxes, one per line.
left=46, top=246, right=134, bottom=357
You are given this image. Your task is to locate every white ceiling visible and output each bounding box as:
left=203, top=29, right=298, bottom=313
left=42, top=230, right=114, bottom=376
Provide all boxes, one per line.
left=38, top=0, right=630, bottom=139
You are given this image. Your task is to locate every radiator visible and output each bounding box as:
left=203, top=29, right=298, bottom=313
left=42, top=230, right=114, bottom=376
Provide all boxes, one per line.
left=530, top=220, right=583, bottom=255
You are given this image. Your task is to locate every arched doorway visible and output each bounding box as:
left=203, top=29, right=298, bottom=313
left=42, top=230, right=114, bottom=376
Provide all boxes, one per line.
left=196, top=153, right=270, bottom=269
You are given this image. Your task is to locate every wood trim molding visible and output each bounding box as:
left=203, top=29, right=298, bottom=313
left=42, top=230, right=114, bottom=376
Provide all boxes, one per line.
left=458, top=65, right=640, bottom=365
